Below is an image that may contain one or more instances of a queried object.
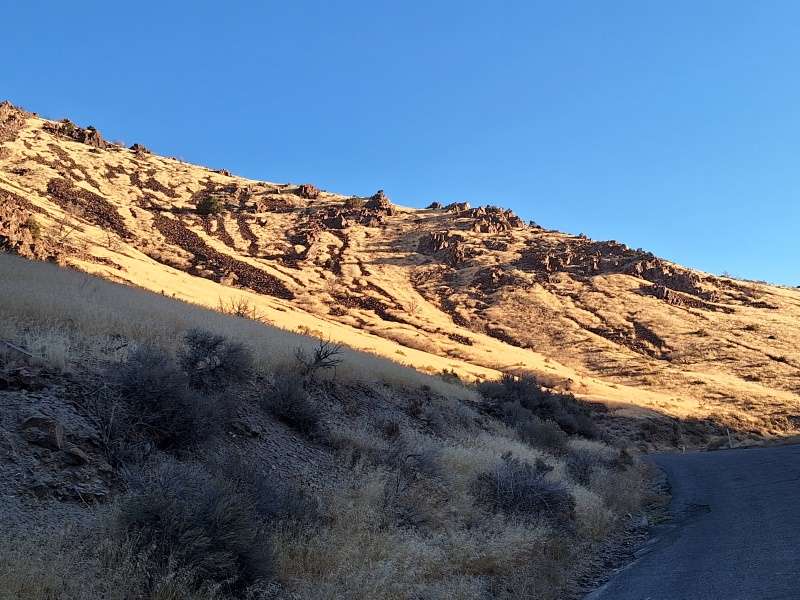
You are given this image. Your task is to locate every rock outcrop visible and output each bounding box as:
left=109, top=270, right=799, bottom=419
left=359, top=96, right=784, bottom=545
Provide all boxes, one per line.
left=0, top=190, right=55, bottom=261
left=417, top=231, right=469, bottom=266
left=0, top=101, right=30, bottom=143
left=463, top=206, right=525, bottom=233
left=297, top=184, right=321, bottom=199
left=44, top=119, right=107, bottom=148
left=129, top=143, right=152, bottom=154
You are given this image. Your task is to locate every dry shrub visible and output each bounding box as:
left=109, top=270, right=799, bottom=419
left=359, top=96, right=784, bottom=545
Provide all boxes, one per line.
left=571, top=485, right=616, bottom=540
left=589, top=464, right=645, bottom=515
left=0, top=525, right=227, bottom=600
left=270, top=469, right=551, bottom=600
left=113, top=458, right=272, bottom=589
left=179, top=328, right=253, bottom=392
left=472, top=452, right=575, bottom=524
left=566, top=438, right=627, bottom=486
left=479, top=374, right=596, bottom=438
left=207, top=448, right=322, bottom=526
left=262, top=369, right=323, bottom=438
left=94, top=344, right=224, bottom=463
left=500, top=401, right=568, bottom=453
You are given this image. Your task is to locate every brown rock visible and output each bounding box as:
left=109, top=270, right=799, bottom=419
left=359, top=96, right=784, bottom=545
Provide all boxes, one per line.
left=297, top=184, right=321, bottom=199
left=20, top=414, right=65, bottom=450
left=220, top=271, right=239, bottom=286
left=365, top=190, right=393, bottom=211
left=75, top=125, right=106, bottom=148
left=59, top=444, right=90, bottom=466
left=323, top=213, right=349, bottom=229
left=129, top=143, right=152, bottom=154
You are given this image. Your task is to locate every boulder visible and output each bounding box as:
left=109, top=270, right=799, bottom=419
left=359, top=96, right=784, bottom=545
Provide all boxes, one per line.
left=75, top=125, right=106, bottom=148
left=297, top=184, right=321, bottom=199
left=365, top=189, right=393, bottom=211
left=59, top=444, right=90, bottom=466
left=129, top=143, right=152, bottom=154
left=20, top=413, right=65, bottom=450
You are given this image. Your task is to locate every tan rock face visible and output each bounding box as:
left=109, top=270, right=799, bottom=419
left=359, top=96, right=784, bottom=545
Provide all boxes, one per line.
left=2, top=104, right=800, bottom=441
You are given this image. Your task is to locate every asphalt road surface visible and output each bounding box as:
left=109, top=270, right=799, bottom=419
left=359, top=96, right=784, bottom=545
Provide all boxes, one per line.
left=587, top=444, right=800, bottom=600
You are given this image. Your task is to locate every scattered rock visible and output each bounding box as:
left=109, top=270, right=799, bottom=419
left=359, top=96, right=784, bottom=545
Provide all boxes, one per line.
left=0, top=190, right=55, bottom=261
left=231, top=417, right=260, bottom=437
left=44, top=119, right=106, bottom=148
left=426, top=202, right=443, bottom=209
left=464, top=206, right=524, bottom=233
left=0, top=364, right=46, bottom=391
left=322, top=213, right=349, bottom=229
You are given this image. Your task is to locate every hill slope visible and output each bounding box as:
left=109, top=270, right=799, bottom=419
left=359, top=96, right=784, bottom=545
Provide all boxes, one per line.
left=2, top=101, right=799, bottom=445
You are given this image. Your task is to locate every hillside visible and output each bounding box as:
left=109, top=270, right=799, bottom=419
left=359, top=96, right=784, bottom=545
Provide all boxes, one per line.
left=2, top=100, right=800, bottom=446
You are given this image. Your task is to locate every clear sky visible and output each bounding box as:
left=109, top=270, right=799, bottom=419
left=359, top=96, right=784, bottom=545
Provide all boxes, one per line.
left=3, top=1, right=799, bottom=284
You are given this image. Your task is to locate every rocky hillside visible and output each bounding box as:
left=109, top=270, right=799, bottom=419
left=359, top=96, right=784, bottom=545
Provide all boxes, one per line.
left=2, top=100, right=799, bottom=445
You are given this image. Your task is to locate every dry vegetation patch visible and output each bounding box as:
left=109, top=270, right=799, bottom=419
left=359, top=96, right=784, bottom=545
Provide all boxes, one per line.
left=0, top=252, right=650, bottom=599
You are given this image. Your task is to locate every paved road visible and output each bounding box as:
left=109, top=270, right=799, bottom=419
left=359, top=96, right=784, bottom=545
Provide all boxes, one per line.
left=587, top=444, right=800, bottom=600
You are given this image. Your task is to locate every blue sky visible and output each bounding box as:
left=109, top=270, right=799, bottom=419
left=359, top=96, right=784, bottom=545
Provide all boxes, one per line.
left=3, top=1, right=799, bottom=284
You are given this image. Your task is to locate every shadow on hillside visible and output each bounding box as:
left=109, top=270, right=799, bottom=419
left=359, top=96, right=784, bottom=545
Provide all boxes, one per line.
left=583, top=397, right=794, bottom=452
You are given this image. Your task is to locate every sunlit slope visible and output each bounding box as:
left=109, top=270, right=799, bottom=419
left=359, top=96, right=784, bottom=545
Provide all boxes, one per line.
left=2, top=101, right=799, bottom=440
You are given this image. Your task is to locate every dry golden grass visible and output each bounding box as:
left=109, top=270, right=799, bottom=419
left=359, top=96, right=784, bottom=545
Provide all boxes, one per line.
left=0, top=252, right=476, bottom=401
left=0, top=526, right=226, bottom=600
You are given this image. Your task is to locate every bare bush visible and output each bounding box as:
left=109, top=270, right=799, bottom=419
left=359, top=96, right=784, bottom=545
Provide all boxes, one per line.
left=218, top=296, right=261, bottom=320
left=473, top=452, right=575, bottom=524
left=208, top=449, right=321, bottom=525
left=294, top=339, right=343, bottom=379
left=262, top=369, right=322, bottom=438
left=179, top=328, right=253, bottom=392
